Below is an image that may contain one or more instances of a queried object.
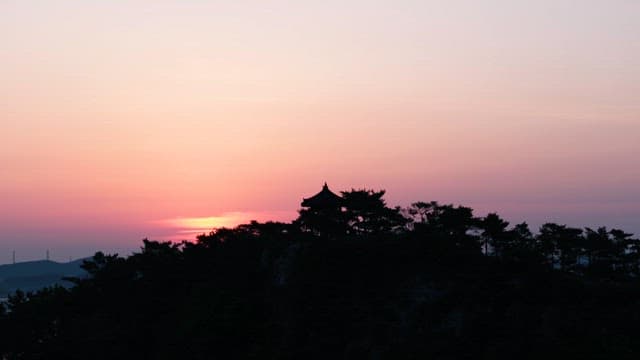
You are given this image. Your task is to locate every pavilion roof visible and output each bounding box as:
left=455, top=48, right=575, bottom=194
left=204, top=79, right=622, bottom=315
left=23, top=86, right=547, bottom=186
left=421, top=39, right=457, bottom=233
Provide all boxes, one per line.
left=301, top=183, right=343, bottom=208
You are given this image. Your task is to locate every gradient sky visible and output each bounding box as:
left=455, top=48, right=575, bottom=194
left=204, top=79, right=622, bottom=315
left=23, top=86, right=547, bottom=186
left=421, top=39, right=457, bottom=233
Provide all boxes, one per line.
left=1, top=0, right=639, bottom=263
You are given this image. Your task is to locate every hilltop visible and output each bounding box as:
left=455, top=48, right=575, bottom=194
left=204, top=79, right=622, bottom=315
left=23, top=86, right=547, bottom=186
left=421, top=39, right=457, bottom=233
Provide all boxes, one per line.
left=1, top=188, right=640, bottom=359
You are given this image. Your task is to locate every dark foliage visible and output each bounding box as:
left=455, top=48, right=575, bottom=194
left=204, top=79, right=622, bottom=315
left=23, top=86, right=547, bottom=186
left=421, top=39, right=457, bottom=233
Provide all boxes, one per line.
left=2, top=189, right=640, bottom=359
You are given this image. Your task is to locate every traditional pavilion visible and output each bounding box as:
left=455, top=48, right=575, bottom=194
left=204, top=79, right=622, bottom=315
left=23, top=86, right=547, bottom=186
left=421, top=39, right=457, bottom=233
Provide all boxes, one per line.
left=301, top=183, right=343, bottom=209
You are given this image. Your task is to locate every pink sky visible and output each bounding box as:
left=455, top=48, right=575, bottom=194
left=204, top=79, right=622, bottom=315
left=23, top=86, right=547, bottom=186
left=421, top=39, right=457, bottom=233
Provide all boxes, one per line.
left=1, top=1, right=639, bottom=263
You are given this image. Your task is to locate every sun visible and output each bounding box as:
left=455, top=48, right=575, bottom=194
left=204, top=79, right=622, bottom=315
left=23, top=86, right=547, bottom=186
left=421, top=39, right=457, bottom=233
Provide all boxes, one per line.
left=156, top=213, right=257, bottom=240
left=164, top=216, right=239, bottom=233
left=155, top=211, right=297, bottom=241
left=175, top=217, right=227, bottom=229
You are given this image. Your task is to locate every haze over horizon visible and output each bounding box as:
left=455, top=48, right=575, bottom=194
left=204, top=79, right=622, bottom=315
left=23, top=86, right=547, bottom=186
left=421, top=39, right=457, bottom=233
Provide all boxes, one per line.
left=1, top=0, right=639, bottom=263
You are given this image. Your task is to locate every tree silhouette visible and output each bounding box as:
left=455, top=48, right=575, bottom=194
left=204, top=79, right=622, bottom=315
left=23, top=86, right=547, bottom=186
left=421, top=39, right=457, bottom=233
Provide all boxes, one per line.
left=341, top=189, right=406, bottom=235
left=506, top=222, right=537, bottom=261
left=1, top=187, right=640, bottom=359
left=480, top=213, right=510, bottom=257
left=611, top=229, right=640, bottom=276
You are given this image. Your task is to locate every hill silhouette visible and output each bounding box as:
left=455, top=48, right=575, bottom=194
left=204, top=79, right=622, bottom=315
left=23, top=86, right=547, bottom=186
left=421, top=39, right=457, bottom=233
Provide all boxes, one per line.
left=0, top=259, right=87, bottom=297
left=1, top=187, right=640, bottom=359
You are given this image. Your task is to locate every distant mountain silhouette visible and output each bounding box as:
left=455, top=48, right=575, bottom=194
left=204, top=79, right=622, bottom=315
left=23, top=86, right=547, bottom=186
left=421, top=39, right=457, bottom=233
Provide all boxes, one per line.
left=0, top=259, right=87, bottom=297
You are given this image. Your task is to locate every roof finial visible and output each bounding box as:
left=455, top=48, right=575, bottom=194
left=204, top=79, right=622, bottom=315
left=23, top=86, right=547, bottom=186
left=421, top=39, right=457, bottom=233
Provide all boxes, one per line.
left=323, top=182, right=329, bottom=190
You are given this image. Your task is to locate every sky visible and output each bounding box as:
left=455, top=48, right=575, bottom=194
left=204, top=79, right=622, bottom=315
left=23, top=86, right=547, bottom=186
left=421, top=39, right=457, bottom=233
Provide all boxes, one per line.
left=1, top=0, right=639, bottom=263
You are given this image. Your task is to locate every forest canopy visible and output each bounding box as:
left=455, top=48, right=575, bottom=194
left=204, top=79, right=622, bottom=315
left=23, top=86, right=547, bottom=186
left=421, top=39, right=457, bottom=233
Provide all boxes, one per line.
left=2, top=188, right=640, bottom=359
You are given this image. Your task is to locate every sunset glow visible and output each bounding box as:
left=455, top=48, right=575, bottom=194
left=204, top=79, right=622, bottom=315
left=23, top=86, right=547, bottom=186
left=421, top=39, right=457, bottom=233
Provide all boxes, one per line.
left=158, top=211, right=297, bottom=240
left=1, top=0, right=639, bottom=262
left=164, top=216, right=242, bottom=232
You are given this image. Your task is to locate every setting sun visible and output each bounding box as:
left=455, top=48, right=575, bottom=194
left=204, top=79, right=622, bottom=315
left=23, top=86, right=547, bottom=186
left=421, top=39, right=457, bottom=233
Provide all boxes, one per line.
left=161, top=214, right=247, bottom=238
left=157, top=211, right=297, bottom=240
